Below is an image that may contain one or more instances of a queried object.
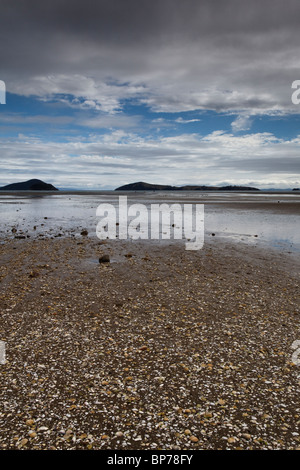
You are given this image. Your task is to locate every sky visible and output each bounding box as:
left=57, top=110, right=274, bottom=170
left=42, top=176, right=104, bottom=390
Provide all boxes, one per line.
left=0, top=0, right=300, bottom=190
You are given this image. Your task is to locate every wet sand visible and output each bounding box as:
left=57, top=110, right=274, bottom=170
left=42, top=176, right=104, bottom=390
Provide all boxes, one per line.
left=0, top=230, right=299, bottom=450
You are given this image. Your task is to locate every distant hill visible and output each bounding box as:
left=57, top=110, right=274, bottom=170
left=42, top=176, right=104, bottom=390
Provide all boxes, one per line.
left=115, top=182, right=177, bottom=191
left=0, top=179, right=59, bottom=191
left=115, top=181, right=260, bottom=191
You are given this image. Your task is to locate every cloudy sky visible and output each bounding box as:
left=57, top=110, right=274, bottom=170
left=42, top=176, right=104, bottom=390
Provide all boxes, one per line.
left=0, top=0, right=300, bottom=189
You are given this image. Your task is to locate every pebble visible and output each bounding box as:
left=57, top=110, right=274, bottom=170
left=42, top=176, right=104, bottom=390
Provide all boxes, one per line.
left=99, top=254, right=110, bottom=263
left=19, top=438, right=28, bottom=448
left=37, top=426, right=49, bottom=432
left=25, top=419, right=35, bottom=426
left=228, top=437, right=237, bottom=444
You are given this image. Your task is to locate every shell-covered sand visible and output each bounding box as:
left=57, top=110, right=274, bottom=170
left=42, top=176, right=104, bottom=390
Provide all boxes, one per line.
left=0, top=234, right=299, bottom=450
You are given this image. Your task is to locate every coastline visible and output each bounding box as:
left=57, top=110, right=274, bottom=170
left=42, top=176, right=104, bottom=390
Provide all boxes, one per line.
left=0, top=233, right=299, bottom=450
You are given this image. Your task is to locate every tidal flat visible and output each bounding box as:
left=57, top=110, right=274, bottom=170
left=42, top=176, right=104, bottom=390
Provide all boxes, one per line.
left=0, top=192, right=299, bottom=450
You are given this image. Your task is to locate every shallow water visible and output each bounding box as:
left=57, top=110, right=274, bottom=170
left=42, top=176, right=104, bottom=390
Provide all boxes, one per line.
left=0, top=191, right=299, bottom=253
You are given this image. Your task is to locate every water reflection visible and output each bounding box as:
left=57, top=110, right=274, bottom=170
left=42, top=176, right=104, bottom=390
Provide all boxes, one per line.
left=0, top=191, right=299, bottom=253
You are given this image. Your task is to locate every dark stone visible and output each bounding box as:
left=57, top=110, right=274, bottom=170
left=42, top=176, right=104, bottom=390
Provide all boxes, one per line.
left=29, top=270, right=39, bottom=278
left=99, top=254, right=110, bottom=263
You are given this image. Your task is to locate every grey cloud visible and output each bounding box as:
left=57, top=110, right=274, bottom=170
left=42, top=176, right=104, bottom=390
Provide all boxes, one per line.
left=2, top=0, right=300, bottom=42
left=0, top=114, right=74, bottom=124
left=219, top=157, right=300, bottom=174
left=1, top=1, right=300, bottom=115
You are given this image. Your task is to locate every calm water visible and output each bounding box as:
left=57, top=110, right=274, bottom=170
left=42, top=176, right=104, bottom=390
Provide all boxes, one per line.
left=0, top=191, right=299, bottom=253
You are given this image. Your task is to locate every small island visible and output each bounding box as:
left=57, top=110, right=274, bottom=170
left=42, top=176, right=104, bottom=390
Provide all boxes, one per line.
left=115, top=181, right=260, bottom=191
left=0, top=179, right=58, bottom=191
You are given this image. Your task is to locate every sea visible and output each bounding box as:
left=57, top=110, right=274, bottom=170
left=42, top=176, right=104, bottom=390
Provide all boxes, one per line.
left=0, top=190, right=299, bottom=254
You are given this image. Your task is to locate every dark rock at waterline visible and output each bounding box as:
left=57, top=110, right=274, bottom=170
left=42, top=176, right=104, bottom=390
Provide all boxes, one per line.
left=81, top=230, right=88, bottom=236
left=99, top=255, right=110, bottom=263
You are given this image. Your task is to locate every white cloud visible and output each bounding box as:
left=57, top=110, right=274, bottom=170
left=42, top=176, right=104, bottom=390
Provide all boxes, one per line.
left=175, top=117, right=202, bottom=124
left=0, top=130, right=299, bottom=189
left=231, top=114, right=253, bottom=132
left=9, top=75, right=148, bottom=114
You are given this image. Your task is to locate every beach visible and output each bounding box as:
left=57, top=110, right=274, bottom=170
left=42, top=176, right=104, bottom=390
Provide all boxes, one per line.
left=0, top=193, right=299, bottom=450
left=2, top=0, right=300, bottom=454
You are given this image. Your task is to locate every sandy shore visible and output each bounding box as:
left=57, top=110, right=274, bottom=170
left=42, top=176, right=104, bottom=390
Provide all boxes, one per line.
left=0, top=233, right=299, bottom=450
